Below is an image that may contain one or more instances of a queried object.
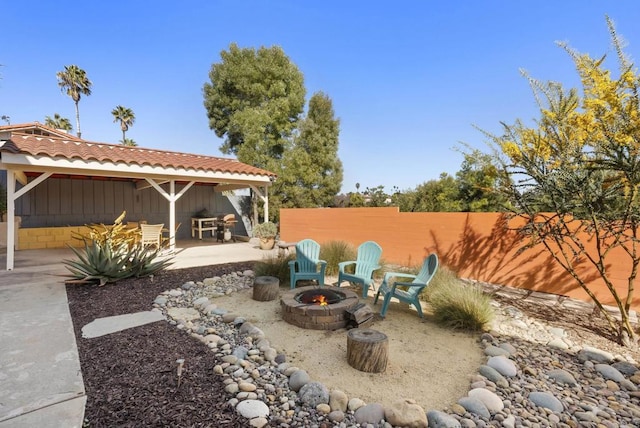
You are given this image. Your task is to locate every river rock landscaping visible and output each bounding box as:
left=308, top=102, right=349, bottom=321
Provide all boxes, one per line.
left=67, top=263, right=640, bottom=427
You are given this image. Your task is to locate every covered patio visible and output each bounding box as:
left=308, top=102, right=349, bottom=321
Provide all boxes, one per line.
left=0, top=123, right=277, bottom=270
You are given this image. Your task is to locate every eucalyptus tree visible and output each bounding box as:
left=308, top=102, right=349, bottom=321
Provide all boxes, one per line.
left=203, top=43, right=305, bottom=172
left=56, top=65, right=92, bottom=138
left=44, top=113, right=72, bottom=131
left=204, top=43, right=308, bottom=222
left=278, top=92, right=343, bottom=211
left=111, top=105, right=135, bottom=144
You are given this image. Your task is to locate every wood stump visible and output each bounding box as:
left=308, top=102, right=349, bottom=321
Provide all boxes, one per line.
left=347, top=328, right=388, bottom=373
left=253, top=276, right=280, bottom=301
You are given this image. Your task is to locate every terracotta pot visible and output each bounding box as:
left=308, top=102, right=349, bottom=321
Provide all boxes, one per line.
left=259, top=237, right=276, bottom=250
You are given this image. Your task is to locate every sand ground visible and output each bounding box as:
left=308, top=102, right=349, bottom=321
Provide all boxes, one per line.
left=213, top=284, right=484, bottom=412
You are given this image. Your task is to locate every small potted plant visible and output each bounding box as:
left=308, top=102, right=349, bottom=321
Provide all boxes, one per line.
left=253, top=221, right=278, bottom=250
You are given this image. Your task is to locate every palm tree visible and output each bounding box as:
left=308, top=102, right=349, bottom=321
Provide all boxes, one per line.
left=121, top=138, right=137, bottom=147
left=111, top=105, right=135, bottom=144
left=44, top=113, right=72, bottom=131
left=56, top=65, right=92, bottom=138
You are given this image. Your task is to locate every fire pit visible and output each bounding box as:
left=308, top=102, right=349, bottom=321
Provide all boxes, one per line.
left=281, top=286, right=360, bottom=330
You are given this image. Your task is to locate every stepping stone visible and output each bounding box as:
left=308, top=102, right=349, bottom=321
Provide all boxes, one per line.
left=81, top=311, right=165, bottom=338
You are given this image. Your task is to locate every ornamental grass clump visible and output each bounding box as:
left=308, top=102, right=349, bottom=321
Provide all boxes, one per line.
left=320, top=240, right=356, bottom=276
left=254, top=253, right=294, bottom=286
left=427, top=277, right=494, bottom=331
left=420, top=265, right=460, bottom=301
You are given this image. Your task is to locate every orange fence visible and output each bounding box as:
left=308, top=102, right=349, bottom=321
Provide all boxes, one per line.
left=280, top=207, right=640, bottom=310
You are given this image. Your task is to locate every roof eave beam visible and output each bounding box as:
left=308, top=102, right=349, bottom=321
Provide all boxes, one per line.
left=136, top=179, right=169, bottom=190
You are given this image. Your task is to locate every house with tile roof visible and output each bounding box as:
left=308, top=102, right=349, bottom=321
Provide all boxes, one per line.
left=0, top=123, right=276, bottom=270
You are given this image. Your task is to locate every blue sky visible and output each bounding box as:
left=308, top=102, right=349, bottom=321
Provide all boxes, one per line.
left=3, top=1, right=640, bottom=194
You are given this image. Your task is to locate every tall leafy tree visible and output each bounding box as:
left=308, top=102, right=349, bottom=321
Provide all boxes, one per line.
left=203, top=43, right=305, bottom=172
left=456, top=149, right=509, bottom=212
left=203, top=43, right=314, bottom=222
left=278, top=92, right=343, bottom=209
left=411, top=173, right=462, bottom=212
left=483, top=17, right=640, bottom=346
left=56, top=65, right=92, bottom=138
left=111, top=105, right=136, bottom=144
left=44, top=113, right=72, bottom=131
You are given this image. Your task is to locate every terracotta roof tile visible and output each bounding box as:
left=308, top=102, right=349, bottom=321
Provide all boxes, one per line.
left=1, top=134, right=276, bottom=178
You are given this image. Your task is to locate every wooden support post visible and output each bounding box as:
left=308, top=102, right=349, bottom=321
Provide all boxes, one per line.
left=253, top=276, right=280, bottom=301
left=347, top=328, right=388, bottom=373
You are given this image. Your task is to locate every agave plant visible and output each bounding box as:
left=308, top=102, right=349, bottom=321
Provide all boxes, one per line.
left=63, top=239, right=172, bottom=286
left=63, top=211, right=173, bottom=285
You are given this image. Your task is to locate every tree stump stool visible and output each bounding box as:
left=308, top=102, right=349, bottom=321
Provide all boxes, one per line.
left=347, top=328, right=388, bottom=373
left=253, top=276, right=280, bottom=301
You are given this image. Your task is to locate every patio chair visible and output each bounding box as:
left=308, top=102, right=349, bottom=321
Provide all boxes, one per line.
left=336, top=240, right=383, bottom=298
left=140, top=223, right=164, bottom=248
left=288, top=239, right=327, bottom=289
left=374, top=253, right=438, bottom=318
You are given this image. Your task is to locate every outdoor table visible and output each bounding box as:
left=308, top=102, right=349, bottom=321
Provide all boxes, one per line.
left=191, top=217, right=217, bottom=240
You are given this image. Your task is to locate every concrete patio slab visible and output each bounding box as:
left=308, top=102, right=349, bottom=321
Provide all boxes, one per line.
left=0, top=395, right=86, bottom=428
left=0, top=276, right=84, bottom=425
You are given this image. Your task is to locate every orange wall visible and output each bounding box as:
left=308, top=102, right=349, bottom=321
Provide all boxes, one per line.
left=280, top=207, right=640, bottom=310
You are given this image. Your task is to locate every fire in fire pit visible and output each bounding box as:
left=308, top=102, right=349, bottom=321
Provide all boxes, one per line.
left=281, top=286, right=360, bottom=330
left=295, top=289, right=345, bottom=306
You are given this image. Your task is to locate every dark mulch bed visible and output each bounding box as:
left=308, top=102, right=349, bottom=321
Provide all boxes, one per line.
left=66, top=263, right=255, bottom=428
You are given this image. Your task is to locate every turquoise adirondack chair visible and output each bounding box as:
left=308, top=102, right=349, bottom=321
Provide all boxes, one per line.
left=288, top=239, right=327, bottom=289
left=374, top=253, right=439, bottom=318
left=337, top=241, right=383, bottom=298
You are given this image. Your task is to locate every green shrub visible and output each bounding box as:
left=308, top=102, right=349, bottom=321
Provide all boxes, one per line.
left=428, top=280, right=494, bottom=331
left=254, top=253, right=294, bottom=285
left=252, top=221, right=278, bottom=238
left=319, top=240, right=357, bottom=276
left=63, top=211, right=172, bottom=285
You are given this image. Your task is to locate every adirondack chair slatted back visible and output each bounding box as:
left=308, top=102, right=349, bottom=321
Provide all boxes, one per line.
left=289, top=239, right=327, bottom=288
left=296, top=239, right=321, bottom=272
left=354, top=241, right=383, bottom=277
left=407, top=253, right=438, bottom=298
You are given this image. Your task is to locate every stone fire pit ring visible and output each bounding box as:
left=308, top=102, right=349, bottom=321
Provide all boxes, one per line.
left=281, top=286, right=360, bottom=330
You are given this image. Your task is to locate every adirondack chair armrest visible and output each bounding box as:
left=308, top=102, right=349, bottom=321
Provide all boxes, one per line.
left=288, top=260, right=298, bottom=270
left=338, top=260, right=356, bottom=271
left=382, top=271, right=417, bottom=284
left=393, top=281, right=425, bottom=288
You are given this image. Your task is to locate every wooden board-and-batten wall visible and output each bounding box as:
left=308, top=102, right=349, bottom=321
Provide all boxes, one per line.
left=13, top=176, right=246, bottom=249
left=280, top=207, right=640, bottom=310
